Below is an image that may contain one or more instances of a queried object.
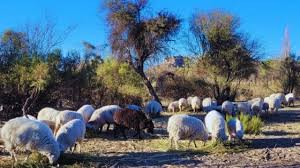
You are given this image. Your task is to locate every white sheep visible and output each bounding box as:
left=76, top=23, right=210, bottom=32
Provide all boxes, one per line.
left=144, top=100, right=163, bottom=118
left=221, top=101, right=234, bottom=115
left=167, top=114, right=209, bottom=149
left=37, top=107, right=60, bottom=122
left=191, top=96, right=201, bottom=112
left=270, top=93, right=287, bottom=106
left=77, top=105, right=95, bottom=123
left=202, top=97, right=217, bottom=112
left=168, top=101, right=179, bottom=113
left=178, top=98, right=188, bottom=112
left=285, top=93, right=295, bottom=107
left=1, top=117, right=60, bottom=164
left=205, top=110, right=227, bottom=141
left=187, top=96, right=193, bottom=105
left=227, top=118, right=244, bottom=141
left=248, top=98, right=263, bottom=115
left=127, top=104, right=142, bottom=112
left=56, top=119, right=86, bottom=153
left=54, top=110, right=84, bottom=135
left=265, top=96, right=281, bottom=113
left=236, top=102, right=251, bottom=115
left=87, top=105, right=121, bottom=132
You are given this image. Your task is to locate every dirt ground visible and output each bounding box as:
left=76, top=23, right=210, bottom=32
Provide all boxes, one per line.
left=1, top=104, right=300, bottom=167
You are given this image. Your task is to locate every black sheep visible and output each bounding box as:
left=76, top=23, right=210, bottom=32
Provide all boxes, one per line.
left=113, top=108, right=154, bottom=139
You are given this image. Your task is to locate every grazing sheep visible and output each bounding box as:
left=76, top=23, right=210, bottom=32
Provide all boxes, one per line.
left=1, top=117, right=60, bottom=164
left=144, top=100, right=163, bottom=118
left=168, top=101, right=179, bottom=113
left=262, top=102, right=269, bottom=114
left=236, top=102, right=251, bottom=115
left=77, top=105, right=95, bottom=123
left=87, top=105, right=121, bottom=132
left=285, top=93, right=295, bottom=107
left=167, top=114, right=209, bottom=149
left=56, top=119, right=86, bottom=153
left=271, top=93, right=288, bottom=106
left=227, top=118, right=244, bottom=141
left=205, top=110, right=227, bottom=141
left=187, top=96, right=193, bottom=105
left=127, top=104, right=142, bottom=112
left=266, top=97, right=281, bottom=113
left=37, top=107, right=60, bottom=122
left=191, top=96, right=201, bottom=112
left=178, top=98, right=188, bottom=112
left=221, top=101, right=235, bottom=116
left=54, top=110, right=84, bottom=135
left=113, top=108, right=154, bottom=139
left=248, top=98, right=263, bottom=115
left=202, top=97, right=217, bottom=112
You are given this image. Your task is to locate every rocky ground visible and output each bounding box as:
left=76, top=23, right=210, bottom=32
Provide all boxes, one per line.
left=1, top=105, right=300, bottom=167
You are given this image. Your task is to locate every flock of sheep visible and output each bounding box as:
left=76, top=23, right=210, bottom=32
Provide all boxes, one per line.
left=0, top=92, right=295, bottom=165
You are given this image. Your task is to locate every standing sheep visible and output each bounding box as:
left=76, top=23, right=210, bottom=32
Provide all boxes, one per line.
left=236, top=102, right=251, bottom=115
left=1, top=117, right=60, bottom=164
left=202, top=97, right=217, bottom=112
left=113, top=108, right=154, bottom=139
left=266, top=97, right=281, bottom=113
left=285, top=93, right=295, bottom=107
left=205, top=110, right=227, bottom=141
left=168, top=101, right=179, bottom=113
left=221, top=101, right=235, bottom=116
left=54, top=110, right=84, bottom=135
left=77, top=105, right=95, bottom=123
left=56, top=119, right=86, bottom=153
left=187, top=96, right=193, bottom=106
left=87, top=105, right=121, bottom=132
left=227, top=118, right=244, bottom=141
left=271, top=93, right=288, bottom=106
left=167, top=114, right=209, bottom=149
left=191, top=96, right=201, bottom=112
left=248, top=98, right=263, bottom=115
left=144, top=100, right=163, bottom=118
left=37, top=107, right=60, bottom=123
left=178, top=98, right=188, bottom=112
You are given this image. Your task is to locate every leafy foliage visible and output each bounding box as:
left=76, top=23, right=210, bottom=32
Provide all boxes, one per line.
left=104, top=0, right=181, bottom=103
left=189, top=11, right=260, bottom=103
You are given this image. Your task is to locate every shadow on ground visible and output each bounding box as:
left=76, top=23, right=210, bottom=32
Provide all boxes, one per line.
left=59, top=151, right=206, bottom=167
left=248, top=137, right=300, bottom=149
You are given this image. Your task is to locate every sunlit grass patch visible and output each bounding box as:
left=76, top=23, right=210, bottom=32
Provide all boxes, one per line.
left=149, top=138, right=250, bottom=154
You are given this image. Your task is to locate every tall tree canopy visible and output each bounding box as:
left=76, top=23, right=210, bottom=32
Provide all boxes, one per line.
left=189, top=11, right=260, bottom=103
left=104, top=0, right=181, bottom=104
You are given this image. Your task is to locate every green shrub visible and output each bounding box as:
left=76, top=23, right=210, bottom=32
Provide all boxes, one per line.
left=226, top=113, right=263, bottom=135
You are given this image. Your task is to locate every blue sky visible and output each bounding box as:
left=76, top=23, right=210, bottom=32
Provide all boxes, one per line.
left=0, top=0, right=300, bottom=59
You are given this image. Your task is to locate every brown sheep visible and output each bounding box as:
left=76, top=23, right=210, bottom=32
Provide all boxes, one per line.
left=113, top=108, right=154, bottom=139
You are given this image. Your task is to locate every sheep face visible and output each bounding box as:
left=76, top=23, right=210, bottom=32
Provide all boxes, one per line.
left=142, top=119, right=154, bottom=134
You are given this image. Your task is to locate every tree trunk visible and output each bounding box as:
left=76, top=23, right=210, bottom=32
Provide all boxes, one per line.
left=138, top=70, right=161, bottom=105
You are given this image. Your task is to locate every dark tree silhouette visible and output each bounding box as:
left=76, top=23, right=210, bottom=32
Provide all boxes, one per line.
left=104, top=0, right=181, bottom=104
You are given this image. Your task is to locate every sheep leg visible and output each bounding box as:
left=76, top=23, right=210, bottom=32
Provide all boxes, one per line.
left=175, top=140, right=179, bottom=150
left=121, top=126, right=127, bottom=140
left=169, top=137, right=173, bottom=149
left=133, top=127, right=142, bottom=139
left=24, top=150, right=31, bottom=162
left=193, top=140, right=197, bottom=148
left=77, top=141, right=82, bottom=153
left=113, top=125, right=119, bottom=138
left=10, top=150, right=17, bottom=162
left=106, top=123, right=110, bottom=131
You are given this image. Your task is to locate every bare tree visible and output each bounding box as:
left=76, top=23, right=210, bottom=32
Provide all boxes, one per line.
left=104, top=0, right=181, bottom=104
